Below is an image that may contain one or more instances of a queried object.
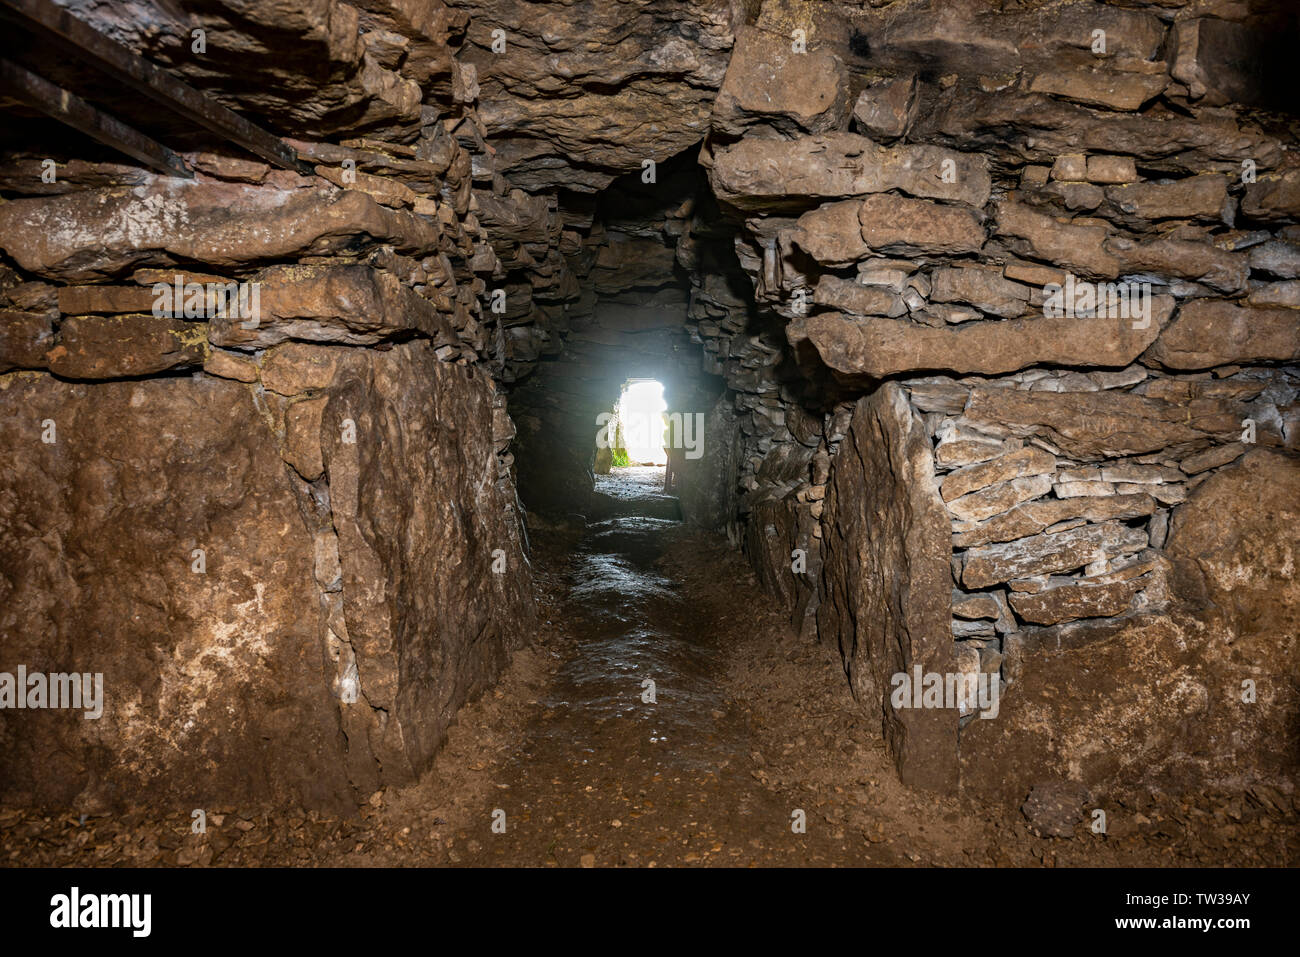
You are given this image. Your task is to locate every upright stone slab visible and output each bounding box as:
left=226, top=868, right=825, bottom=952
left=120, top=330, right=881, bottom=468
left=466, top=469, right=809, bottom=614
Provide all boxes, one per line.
left=321, top=342, right=534, bottom=783
left=818, top=383, right=957, bottom=791
left=0, top=372, right=352, bottom=813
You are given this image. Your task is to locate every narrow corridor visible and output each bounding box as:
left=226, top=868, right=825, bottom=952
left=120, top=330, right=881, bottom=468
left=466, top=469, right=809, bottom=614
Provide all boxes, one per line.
left=2, top=473, right=1290, bottom=867
left=438, top=468, right=868, bottom=866
left=361, top=475, right=1293, bottom=869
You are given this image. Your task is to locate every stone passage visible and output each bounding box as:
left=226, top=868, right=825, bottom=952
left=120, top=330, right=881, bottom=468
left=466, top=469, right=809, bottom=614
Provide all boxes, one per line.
left=0, top=0, right=1297, bottom=861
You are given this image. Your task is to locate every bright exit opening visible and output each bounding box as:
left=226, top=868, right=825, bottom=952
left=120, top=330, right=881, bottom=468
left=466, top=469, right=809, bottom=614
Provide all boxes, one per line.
left=615, top=379, right=667, bottom=466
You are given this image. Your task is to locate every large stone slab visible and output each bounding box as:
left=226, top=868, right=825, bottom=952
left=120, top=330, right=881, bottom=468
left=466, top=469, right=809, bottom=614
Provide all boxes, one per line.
left=1008, top=577, right=1144, bottom=625
left=0, top=183, right=440, bottom=281
left=1103, top=174, right=1228, bottom=225
left=46, top=315, right=206, bottom=379
left=962, top=522, right=1149, bottom=588
left=1107, top=236, right=1248, bottom=294
left=1144, top=299, right=1300, bottom=370
left=942, top=447, right=1057, bottom=502
left=995, top=198, right=1120, bottom=279
left=929, top=264, right=1030, bottom=318
left=208, top=264, right=459, bottom=349
left=928, top=86, right=1283, bottom=173
left=321, top=342, right=533, bottom=783
left=945, top=473, right=1053, bottom=523
left=789, top=201, right=871, bottom=266
left=858, top=194, right=985, bottom=255
left=712, top=26, right=850, bottom=136
left=0, top=341, right=533, bottom=813
left=746, top=490, right=820, bottom=639
left=818, top=383, right=956, bottom=791
left=791, top=302, right=1167, bottom=380
left=1027, top=67, right=1167, bottom=111
left=0, top=372, right=351, bottom=812
left=952, top=493, right=1156, bottom=548
left=813, top=276, right=902, bottom=317
left=962, top=387, right=1242, bottom=459
left=679, top=394, right=743, bottom=533
left=710, top=132, right=991, bottom=212
left=853, top=75, right=919, bottom=140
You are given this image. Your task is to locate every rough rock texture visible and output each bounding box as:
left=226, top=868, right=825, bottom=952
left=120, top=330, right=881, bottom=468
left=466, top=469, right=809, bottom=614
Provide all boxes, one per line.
left=0, top=372, right=350, bottom=812
left=793, top=306, right=1168, bottom=380
left=962, top=451, right=1299, bottom=800
left=322, top=343, right=533, bottom=785
left=449, top=0, right=736, bottom=192
left=1, top=0, right=1298, bottom=819
left=1145, top=300, right=1300, bottom=370
left=682, top=0, right=1300, bottom=805
left=678, top=394, right=743, bottom=531
left=0, top=338, right=532, bottom=813
left=709, top=133, right=992, bottom=212
left=713, top=26, right=849, bottom=137
left=0, top=183, right=441, bottom=282
left=819, top=385, right=956, bottom=790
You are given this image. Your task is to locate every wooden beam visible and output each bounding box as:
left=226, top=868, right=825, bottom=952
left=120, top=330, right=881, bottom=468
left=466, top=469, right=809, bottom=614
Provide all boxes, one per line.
left=0, top=58, right=193, bottom=178
left=0, top=0, right=312, bottom=173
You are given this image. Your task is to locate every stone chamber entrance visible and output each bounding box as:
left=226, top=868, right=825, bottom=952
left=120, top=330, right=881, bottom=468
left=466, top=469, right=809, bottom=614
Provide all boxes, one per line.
left=0, top=0, right=1296, bottom=872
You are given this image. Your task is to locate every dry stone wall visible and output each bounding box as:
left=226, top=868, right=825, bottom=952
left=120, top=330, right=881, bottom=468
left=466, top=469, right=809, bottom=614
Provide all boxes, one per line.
left=1, top=0, right=1296, bottom=814
left=0, top=0, right=739, bottom=813
left=687, top=0, right=1300, bottom=799
left=0, top=0, right=553, bottom=812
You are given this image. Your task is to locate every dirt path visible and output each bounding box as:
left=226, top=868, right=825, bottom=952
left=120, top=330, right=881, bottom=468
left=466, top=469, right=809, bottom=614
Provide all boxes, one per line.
left=3, top=468, right=1294, bottom=866
left=359, top=469, right=1297, bottom=868
left=434, top=491, right=864, bottom=866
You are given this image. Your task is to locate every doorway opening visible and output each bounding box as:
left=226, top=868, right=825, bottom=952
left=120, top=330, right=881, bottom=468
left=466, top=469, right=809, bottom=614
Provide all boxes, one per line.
left=615, top=379, right=668, bottom=466
left=591, top=379, right=680, bottom=514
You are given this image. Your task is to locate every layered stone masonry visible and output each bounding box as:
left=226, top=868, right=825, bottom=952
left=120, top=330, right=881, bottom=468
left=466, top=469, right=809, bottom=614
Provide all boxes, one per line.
left=687, top=2, right=1300, bottom=794
left=2, top=0, right=1298, bottom=809
left=904, top=364, right=1296, bottom=720
left=0, top=0, right=748, bottom=810
left=0, top=0, right=575, bottom=810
